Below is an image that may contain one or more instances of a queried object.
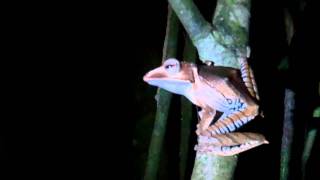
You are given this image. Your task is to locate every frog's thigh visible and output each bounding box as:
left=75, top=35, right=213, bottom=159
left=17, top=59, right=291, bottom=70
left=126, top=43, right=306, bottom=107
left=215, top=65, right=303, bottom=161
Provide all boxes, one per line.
left=207, top=104, right=259, bottom=135
left=196, top=107, right=216, bottom=136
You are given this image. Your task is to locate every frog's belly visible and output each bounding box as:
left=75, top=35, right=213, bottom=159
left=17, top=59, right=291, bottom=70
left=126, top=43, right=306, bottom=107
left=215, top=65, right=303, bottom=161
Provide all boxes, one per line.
left=194, top=85, right=236, bottom=112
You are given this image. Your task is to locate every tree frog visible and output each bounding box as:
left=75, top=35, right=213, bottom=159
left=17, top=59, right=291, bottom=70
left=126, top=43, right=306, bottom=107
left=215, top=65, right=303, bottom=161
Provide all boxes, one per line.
left=143, top=58, right=268, bottom=156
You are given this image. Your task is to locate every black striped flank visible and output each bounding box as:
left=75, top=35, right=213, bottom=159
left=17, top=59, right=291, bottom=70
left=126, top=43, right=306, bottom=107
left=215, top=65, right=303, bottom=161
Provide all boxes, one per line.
left=241, top=70, right=249, bottom=75
left=223, top=118, right=236, bottom=131
left=219, top=120, right=232, bottom=132
left=227, top=116, right=242, bottom=128
left=241, top=75, right=250, bottom=80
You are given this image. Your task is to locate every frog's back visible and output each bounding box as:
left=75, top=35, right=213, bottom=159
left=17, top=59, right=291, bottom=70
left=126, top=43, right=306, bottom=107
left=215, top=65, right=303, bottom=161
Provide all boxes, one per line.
left=198, top=65, right=254, bottom=103
left=198, top=65, right=240, bottom=81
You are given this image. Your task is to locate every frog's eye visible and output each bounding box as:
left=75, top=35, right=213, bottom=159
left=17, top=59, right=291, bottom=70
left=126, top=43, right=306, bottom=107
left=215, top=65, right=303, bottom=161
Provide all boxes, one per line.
left=163, top=58, right=180, bottom=74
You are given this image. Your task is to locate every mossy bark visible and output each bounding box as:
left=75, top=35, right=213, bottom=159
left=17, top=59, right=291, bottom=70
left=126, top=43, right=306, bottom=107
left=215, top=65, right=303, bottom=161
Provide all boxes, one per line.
left=191, top=154, right=238, bottom=180
left=212, top=0, right=251, bottom=60
left=144, top=6, right=180, bottom=180
left=167, top=0, right=251, bottom=180
left=168, top=0, right=251, bottom=69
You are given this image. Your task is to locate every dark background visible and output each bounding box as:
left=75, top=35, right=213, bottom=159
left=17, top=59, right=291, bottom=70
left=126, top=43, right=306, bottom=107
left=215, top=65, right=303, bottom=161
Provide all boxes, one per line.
left=2, top=0, right=319, bottom=179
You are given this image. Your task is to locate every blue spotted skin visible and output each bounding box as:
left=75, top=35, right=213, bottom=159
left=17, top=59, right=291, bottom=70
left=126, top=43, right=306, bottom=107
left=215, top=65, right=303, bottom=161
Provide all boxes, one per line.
left=190, top=64, right=259, bottom=136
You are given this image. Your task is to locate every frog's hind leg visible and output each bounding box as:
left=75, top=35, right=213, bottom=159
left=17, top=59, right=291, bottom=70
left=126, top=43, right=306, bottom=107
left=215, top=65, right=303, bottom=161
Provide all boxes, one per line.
left=249, top=67, right=260, bottom=100
left=196, top=107, right=216, bottom=136
left=239, top=58, right=260, bottom=100
left=205, top=103, right=259, bottom=135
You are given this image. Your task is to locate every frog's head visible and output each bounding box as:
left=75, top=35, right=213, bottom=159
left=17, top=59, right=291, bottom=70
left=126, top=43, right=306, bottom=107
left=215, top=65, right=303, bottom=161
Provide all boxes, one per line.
left=143, top=58, right=195, bottom=95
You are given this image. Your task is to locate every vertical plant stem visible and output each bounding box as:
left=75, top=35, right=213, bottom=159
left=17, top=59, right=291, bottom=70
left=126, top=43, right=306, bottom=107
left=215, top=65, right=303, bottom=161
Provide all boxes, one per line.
left=280, top=89, right=295, bottom=180
left=301, top=87, right=320, bottom=180
left=279, top=5, right=295, bottom=180
left=167, top=0, right=212, bottom=42
left=179, top=36, right=197, bottom=180
left=191, top=154, right=238, bottom=180
left=301, top=128, right=317, bottom=180
left=144, top=6, right=180, bottom=180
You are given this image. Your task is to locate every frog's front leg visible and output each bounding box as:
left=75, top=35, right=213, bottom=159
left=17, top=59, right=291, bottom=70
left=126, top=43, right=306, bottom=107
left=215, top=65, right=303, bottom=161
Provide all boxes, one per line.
left=195, top=107, right=216, bottom=136
left=206, top=102, right=259, bottom=135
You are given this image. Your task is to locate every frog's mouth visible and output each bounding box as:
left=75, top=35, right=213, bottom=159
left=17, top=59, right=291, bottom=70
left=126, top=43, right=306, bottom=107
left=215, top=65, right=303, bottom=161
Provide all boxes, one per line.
left=144, top=78, right=190, bottom=87
left=195, top=132, right=269, bottom=156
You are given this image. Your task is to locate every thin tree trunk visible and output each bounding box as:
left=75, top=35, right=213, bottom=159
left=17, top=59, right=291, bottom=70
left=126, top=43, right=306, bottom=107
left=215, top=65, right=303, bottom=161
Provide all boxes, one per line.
left=144, top=6, right=180, bottom=180
left=301, top=87, right=320, bottom=180
left=279, top=6, right=295, bottom=180
left=301, top=128, right=317, bottom=180
left=191, top=154, right=237, bottom=180
left=167, top=0, right=252, bottom=179
left=280, top=89, right=295, bottom=180
left=179, top=36, right=197, bottom=180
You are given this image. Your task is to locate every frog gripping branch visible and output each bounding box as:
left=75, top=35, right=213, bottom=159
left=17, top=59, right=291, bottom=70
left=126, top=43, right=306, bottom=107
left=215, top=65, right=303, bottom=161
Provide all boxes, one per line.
left=144, top=58, right=268, bottom=156
left=144, top=0, right=268, bottom=179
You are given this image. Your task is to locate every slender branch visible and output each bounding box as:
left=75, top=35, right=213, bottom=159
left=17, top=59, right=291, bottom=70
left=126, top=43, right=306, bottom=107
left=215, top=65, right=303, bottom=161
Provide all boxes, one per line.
left=301, top=96, right=320, bottom=179
left=191, top=154, right=238, bottom=180
left=179, top=35, right=197, bottom=180
left=168, top=0, right=251, bottom=68
left=144, top=6, right=180, bottom=180
left=301, top=128, right=317, bottom=180
left=280, top=89, right=295, bottom=180
left=168, top=0, right=211, bottom=43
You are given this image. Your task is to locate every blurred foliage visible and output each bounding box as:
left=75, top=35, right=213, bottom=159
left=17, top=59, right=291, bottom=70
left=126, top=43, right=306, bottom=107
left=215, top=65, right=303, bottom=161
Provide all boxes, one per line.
left=278, top=57, right=289, bottom=71
left=313, top=107, right=320, bottom=118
